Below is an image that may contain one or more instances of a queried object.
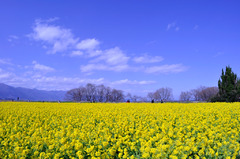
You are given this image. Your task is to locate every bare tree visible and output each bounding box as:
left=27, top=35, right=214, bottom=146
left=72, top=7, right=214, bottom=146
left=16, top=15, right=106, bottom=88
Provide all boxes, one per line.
left=96, top=84, right=106, bottom=102
left=111, top=89, right=124, bottom=102
left=191, top=87, right=204, bottom=101
left=65, top=86, right=86, bottom=102
left=85, top=83, right=96, bottom=102
left=125, top=93, right=132, bottom=102
left=153, top=87, right=173, bottom=102
left=179, top=91, right=192, bottom=102
left=65, top=88, right=80, bottom=101
left=65, top=83, right=127, bottom=103
left=131, top=95, right=140, bottom=102
left=139, top=97, right=148, bottom=102
left=147, top=92, right=154, bottom=101
left=75, top=86, right=86, bottom=101
left=191, top=86, right=218, bottom=101
left=199, top=87, right=218, bottom=101
left=116, top=90, right=124, bottom=102
left=105, top=87, right=112, bottom=102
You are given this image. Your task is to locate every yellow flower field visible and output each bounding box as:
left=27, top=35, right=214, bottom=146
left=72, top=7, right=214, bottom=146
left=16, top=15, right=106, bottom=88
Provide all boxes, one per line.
left=0, top=102, right=240, bottom=159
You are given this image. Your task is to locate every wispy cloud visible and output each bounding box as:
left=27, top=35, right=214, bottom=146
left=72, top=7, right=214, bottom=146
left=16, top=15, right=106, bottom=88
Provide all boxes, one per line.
left=0, top=68, right=13, bottom=79
left=167, top=22, right=180, bottom=31
left=70, top=50, right=84, bottom=57
left=29, top=19, right=101, bottom=55
left=44, top=17, right=59, bottom=23
left=0, top=58, right=13, bottom=65
left=213, top=52, right=224, bottom=58
left=29, top=19, right=78, bottom=54
left=80, top=63, right=129, bottom=73
left=111, top=79, right=156, bottom=85
left=29, top=19, right=132, bottom=74
left=87, top=50, right=103, bottom=57
left=167, top=23, right=176, bottom=30
left=133, top=54, right=164, bottom=63
left=1, top=65, right=155, bottom=90
left=92, top=47, right=129, bottom=65
left=8, top=35, right=19, bottom=42
left=80, top=64, right=109, bottom=72
left=0, top=59, right=188, bottom=91
left=0, top=64, right=106, bottom=90
left=81, top=62, right=188, bottom=75
left=76, top=39, right=100, bottom=50
left=81, top=47, right=130, bottom=73
left=194, top=25, right=199, bottom=30
left=29, top=76, right=105, bottom=90
left=28, top=19, right=188, bottom=75
left=145, top=64, right=188, bottom=74
left=32, top=61, right=55, bottom=72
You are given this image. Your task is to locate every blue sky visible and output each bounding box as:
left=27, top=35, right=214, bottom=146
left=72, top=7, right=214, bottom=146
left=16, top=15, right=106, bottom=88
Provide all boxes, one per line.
left=0, top=0, right=240, bottom=99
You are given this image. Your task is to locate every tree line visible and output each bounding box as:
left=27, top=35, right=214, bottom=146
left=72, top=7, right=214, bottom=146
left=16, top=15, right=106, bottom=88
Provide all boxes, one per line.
left=147, top=87, right=173, bottom=102
left=179, top=86, right=218, bottom=102
left=65, top=83, right=124, bottom=102
left=65, top=84, right=175, bottom=103
left=65, top=66, right=240, bottom=103
left=66, top=84, right=218, bottom=103
left=179, top=66, right=240, bottom=102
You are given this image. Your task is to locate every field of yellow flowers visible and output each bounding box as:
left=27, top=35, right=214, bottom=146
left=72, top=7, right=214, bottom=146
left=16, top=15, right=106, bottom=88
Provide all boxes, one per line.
left=0, top=102, right=240, bottom=159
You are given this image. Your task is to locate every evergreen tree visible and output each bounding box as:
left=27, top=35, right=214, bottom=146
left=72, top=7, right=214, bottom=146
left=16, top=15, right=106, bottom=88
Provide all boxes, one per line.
left=216, top=66, right=240, bottom=102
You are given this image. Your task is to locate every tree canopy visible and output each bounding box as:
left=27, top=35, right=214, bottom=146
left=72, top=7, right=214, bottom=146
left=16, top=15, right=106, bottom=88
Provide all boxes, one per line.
left=65, top=83, right=124, bottom=102
left=211, top=66, right=240, bottom=102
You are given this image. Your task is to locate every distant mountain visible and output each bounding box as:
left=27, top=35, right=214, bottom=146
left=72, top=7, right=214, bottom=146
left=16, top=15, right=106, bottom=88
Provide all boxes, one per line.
left=0, top=83, right=66, bottom=101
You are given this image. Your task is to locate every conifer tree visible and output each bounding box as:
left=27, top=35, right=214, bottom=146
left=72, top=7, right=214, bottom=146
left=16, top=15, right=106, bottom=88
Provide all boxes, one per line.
left=217, top=66, right=240, bottom=102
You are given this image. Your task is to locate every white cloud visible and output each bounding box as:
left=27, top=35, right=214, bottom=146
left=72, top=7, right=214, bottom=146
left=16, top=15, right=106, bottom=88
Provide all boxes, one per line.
left=1, top=65, right=106, bottom=90
left=45, top=17, right=59, bottom=23
left=0, top=60, right=188, bottom=92
left=79, top=44, right=170, bottom=75
left=81, top=47, right=130, bottom=73
left=167, top=22, right=180, bottom=31
left=80, top=63, right=129, bottom=73
left=0, top=58, right=12, bottom=65
left=81, top=57, right=187, bottom=74
left=87, top=50, right=103, bottom=57
left=30, top=20, right=78, bottom=54
left=81, top=62, right=188, bottom=74
left=8, top=35, right=19, bottom=42
left=145, top=64, right=188, bottom=74
left=32, top=61, right=55, bottom=72
left=92, top=47, right=129, bottom=65
left=0, top=72, right=12, bottom=79
left=133, top=54, right=164, bottom=63
left=70, top=51, right=83, bottom=57
left=6, top=76, right=106, bottom=91
left=29, top=76, right=105, bottom=89
left=112, top=64, right=130, bottom=72
left=1, top=68, right=157, bottom=91
left=28, top=19, right=188, bottom=76
left=76, top=39, right=100, bottom=50
left=167, top=23, right=175, bottom=30
left=80, top=64, right=107, bottom=72
left=30, top=76, right=106, bottom=90
left=29, top=19, right=101, bottom=56
left=111, top=79, right=156, bottom=85
left=0, top=68, right=13, bottom=79
left=213, top=52, right=224, bottom=57
left=35, top=17, right=59, bottom=24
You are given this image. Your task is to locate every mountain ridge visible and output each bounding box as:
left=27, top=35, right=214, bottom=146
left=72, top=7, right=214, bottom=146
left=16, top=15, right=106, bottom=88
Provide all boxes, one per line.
left=0, top=83, right=66, bottom=101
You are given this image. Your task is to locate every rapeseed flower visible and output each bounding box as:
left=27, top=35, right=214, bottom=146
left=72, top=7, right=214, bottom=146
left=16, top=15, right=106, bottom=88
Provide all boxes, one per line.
left=0, top=102, right=240, bottom=158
